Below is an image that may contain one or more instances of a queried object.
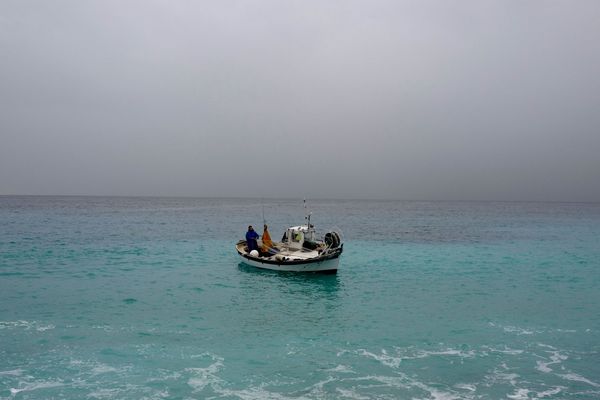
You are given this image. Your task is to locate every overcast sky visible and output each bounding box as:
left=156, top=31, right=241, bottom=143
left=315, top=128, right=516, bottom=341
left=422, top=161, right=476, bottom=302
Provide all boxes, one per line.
left=1, top=1, right=599, bottom=201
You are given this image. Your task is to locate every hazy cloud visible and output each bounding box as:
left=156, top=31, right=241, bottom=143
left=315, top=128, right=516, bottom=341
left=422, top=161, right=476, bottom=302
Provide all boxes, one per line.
left=1, top=0, right=599, bottom=200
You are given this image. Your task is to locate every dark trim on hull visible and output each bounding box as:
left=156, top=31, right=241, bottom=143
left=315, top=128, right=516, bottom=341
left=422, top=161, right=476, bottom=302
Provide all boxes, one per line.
left=241, top=262, right=338, bottom=274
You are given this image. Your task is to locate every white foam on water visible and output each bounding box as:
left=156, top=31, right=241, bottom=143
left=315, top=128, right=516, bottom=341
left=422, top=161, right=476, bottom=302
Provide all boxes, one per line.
left=536, top=361, right=553, bottom=374
left=0, top=369, right=24, bottom=376
left=496, top=372, right=519, bottom=387
left=305, top=376, right=337, bottom=398
left=216, top=386, right=312, bottom=400
left=326, top=364, right=355, bottom=373
left=484, top=362, right=570, bottom=399
left=483, top=346, right=524, bottom=355
left=146, top=369, right=182, bottom=382
left=0, top=320, right=29, bottom=330
left=536, top=386, right=564, bottom=398
left=356, top=349, right=402, bottom=369
left=186, top=353, right=225, bottom=392
left=87, top=383, right=168, bottom=399
left=151, top=389, right=170, bottom=399
left=409, top=380, right=464, bottom=400
left=507, top=388, right=530, bottom=399
left=285, top=343, right=302, bottom=356
left=335, top=387, right=371, bottom=400
left=414, top=348, right=476, bottom=360
left=349, top=374, right=411, bottom=390
left=359, top=374, right=467, bottom=400
left=535, top=350, right=568, bottom=374
left=572, top=389, right=600, bottom=398
left=186, top=369, right=224, bottom=392
left=91, top=364, right=120, bottom=375
left=135, top=343, right=154, bottom=356
left=557, top=373, right=600, bottom=387
left=212, top=376, right=334, bottom=400
left=349, top=348, right=488, bottom=398
left=69, top=359, right=129, bottom=376
left=454, top=383, right=476, bottom=392
left=491, top=323, right=578, bottom=337
left=357, top=346, right=476, bottom=371
left=0, top=320, right=54, bottom=331
left=502, top=326, right=535, bottom=335
left=417, top=388, right=464, bottom=400
left=485, top=363, right=520, bottom=388
left=489, top=322, right=547, bottom=335
left=36, top=324, right=55, bottom=331
left=9, top=380, right=64, bottom=395
left=87, top=387, right=123, bottom=399
left=336, top=349, right=349, bottom=357
left=91, top=324, right=114, bottom=332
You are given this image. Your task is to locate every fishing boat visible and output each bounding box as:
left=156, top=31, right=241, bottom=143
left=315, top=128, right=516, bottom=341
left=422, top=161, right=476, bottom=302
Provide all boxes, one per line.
left=236, top=207, right=343, bottom=273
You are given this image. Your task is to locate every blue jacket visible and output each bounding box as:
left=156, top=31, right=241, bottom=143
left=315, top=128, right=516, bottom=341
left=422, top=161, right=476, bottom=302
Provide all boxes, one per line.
left=246, top=229, right=259, bottom=251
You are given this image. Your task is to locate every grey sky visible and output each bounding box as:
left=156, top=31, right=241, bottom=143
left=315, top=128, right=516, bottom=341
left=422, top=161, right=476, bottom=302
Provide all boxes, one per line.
left=1, top=1, right=599, bottom=201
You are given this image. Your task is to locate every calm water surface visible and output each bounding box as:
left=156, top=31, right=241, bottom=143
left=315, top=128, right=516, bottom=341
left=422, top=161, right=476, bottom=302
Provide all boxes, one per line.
left=1, top=196, right=599, bottom=399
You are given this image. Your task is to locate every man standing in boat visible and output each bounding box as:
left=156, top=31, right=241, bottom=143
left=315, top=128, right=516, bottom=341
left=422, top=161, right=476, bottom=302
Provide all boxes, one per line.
left=246, top=225, right=259, bottom=253
left=260, top=224, right=275, bottom=256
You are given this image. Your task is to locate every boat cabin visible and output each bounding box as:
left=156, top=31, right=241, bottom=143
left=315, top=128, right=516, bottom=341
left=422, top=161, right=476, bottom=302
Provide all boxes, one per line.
left=282, top=225, right=317, bottom=250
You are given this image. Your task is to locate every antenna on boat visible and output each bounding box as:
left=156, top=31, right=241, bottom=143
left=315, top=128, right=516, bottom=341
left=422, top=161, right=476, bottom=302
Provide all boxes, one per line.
left=304, top=198, right=312, bottom=228
left=303, top=198, right=307, bottom=224
left=262, top=198, right=266, bottom=226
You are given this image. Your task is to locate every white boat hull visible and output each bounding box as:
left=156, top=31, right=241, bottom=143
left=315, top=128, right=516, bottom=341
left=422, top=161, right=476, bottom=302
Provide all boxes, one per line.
left=239, top=253, right=340, bottom=273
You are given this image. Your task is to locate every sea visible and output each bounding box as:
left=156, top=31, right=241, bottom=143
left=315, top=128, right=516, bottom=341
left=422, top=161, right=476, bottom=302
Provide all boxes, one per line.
left=1, top=196, right=599, bottom=399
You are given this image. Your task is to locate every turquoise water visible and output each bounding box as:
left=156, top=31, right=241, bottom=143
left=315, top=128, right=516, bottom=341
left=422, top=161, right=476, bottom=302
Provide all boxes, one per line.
left=1, top=196, right=599, bottom=399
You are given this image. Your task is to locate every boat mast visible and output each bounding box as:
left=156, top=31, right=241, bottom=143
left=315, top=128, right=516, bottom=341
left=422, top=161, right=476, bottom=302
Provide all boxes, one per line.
left=303, top=198, right=307, bottom=227
left=304, top=198, right=312, bottom=229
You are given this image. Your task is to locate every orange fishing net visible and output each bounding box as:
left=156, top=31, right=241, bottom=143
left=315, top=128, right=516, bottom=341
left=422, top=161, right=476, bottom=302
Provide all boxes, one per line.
left=261, top=225, right=273, bottom=252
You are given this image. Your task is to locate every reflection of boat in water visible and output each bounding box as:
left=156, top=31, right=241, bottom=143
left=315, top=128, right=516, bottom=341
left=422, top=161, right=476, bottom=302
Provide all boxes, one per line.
left=236, top=219, right=343, bottom=274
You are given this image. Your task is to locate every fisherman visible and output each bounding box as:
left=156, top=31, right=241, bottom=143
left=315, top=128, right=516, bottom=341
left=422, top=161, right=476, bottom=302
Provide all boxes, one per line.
left=260, top=224, right=275, bottom=256
left=246, top=225, right=259, bottom=252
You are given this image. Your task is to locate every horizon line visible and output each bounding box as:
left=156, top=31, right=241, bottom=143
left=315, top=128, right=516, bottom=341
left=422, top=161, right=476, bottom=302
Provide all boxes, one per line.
left=1, top=193, right=599, bottom=205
